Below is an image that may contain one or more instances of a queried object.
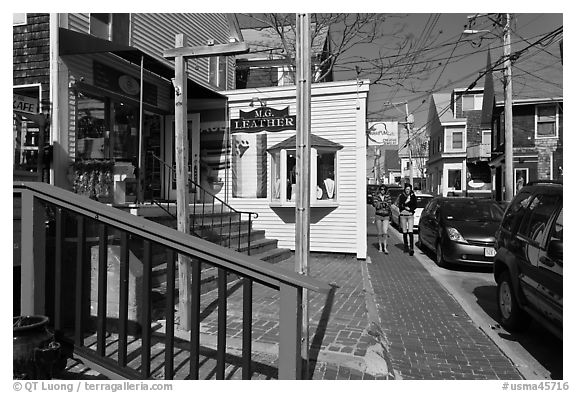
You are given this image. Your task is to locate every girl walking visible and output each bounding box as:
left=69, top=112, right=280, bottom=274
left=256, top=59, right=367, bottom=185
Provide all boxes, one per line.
left=398, top=183, right=417, bottom=255
left=372, top=185, right=392, bottom=253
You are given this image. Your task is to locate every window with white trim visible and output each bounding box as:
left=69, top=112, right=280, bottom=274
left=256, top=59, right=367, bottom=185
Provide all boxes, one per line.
left=462, top=93, right=483, bottom=111
left=535, top=104, right=558, bottom=138
left=515, top=168, right=529, bottom=194
left=444, top=127, right=465, bottom=152
left=448, top=169, right=462, bottom=190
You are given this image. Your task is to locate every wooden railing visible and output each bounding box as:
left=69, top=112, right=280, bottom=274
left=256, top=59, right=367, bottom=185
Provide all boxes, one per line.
left=14, top=181, right=330, bottom=379
left=146, top=152, right=258, bottom=255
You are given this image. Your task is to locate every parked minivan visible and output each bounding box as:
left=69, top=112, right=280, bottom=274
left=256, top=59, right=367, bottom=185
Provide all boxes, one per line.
left=493, top=181, right=563, bottom=339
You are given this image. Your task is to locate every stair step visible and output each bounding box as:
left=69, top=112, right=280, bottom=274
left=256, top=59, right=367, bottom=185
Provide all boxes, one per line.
left=251, top=247, right=292, bottom=264
left=236, top=238, right=278, bottom=254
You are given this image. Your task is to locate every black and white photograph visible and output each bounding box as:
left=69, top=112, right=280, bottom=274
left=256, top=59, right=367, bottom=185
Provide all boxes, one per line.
left=11, top=9, right=563, bottom=387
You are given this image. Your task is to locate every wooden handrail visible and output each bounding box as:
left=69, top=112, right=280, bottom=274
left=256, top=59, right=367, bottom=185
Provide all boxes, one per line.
left=13, top=181, right=330, bottom=293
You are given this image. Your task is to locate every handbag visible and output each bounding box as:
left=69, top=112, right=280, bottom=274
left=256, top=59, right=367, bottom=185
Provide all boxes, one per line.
left=375, top=199, right=391, bottom=216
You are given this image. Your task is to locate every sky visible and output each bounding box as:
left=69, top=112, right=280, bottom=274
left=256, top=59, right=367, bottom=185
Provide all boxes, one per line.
left=330, top=13, right=563, bottom=137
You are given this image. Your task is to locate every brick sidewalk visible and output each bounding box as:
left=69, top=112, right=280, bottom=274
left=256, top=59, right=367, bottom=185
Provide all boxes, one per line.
left=195, top=253, right=390, bottom=379
left=366, top=229, right=523, bottom=380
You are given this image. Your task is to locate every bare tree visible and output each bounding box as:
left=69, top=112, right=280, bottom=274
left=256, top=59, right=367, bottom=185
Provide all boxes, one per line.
left=238, top=13, right=442, bottom=85
left=409, top=133, right=429, bottom=180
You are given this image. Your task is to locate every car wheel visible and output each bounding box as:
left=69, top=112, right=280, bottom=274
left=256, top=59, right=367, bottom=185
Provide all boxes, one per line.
left=497, top=271, right=531, bottom=331
left=416, top=235, right=424, bottom=250
left=435, top=241, right=449, bottom=268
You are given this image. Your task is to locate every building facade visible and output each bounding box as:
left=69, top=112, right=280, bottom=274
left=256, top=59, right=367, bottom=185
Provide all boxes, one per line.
left=223, top=80, right=370, bottom=258
left=490, top=98, right=563, bottom=200
left=425, top=86, right=493, bottom=197
left=14, top=13, right=240, bottom=203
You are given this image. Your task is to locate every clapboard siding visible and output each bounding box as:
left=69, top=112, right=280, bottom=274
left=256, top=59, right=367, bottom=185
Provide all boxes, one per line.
left=65, top=13, right=236, bottom=91
left=130, top=13, right=234, bottom=91
left=67, top=13, right=90, bottom=32
left=223, top=80, right=369, bottom=258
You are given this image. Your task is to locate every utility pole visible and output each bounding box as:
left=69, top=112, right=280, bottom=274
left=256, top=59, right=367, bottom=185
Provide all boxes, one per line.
left=295, top=12, right=311, bottom=378
left=503, top=13, right=514, bottom=202
left=404, top=102, right=414, bottom=187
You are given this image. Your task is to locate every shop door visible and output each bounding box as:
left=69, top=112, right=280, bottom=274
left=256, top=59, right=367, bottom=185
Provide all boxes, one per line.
left=164, top=113, right=200, bottom=201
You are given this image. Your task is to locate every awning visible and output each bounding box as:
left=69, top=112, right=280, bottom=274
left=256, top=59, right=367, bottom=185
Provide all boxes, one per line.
left=58, top=28, right=225, bottom=99
left=268, top=134, right=343, bottom=151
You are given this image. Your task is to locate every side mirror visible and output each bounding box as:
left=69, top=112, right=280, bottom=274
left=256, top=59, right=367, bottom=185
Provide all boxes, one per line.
left=548, top=239, right=563, bottom=262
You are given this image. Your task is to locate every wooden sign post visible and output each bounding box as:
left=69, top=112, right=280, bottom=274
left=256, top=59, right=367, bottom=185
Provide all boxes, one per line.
left=164, top=35, right=249, bottom=331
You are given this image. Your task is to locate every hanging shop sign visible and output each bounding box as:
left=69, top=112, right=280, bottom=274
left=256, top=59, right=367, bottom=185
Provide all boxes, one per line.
left=93, top=61, right=158, bottom=106
left=13, top=93, right=39, bottom=115
left=367, top=121, right=398, bottom=147
left=231, top=106, right=296, bottom=133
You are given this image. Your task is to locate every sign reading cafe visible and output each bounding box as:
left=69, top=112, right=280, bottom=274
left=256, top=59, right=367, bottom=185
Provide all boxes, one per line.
left=231, top=106, right=296, bottom=133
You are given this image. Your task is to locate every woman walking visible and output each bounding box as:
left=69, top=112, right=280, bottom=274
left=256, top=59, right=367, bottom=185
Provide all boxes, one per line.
left=372, top=185, right=392, bottom=253
left=398, top=183, right=417, bottom=255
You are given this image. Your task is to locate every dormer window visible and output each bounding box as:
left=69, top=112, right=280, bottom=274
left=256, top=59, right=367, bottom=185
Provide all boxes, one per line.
left=462, top=93, right=483, bottom=111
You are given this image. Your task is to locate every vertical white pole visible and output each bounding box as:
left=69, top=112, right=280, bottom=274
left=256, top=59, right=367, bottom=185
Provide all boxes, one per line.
left=295, top=12, right=311, bottom=378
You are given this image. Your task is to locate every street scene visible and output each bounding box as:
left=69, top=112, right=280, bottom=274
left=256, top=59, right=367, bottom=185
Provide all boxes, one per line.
left=13, top=12, right=562, bottom=385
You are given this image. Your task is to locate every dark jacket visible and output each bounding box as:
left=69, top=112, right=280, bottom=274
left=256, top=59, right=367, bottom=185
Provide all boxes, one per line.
left=373, top=192, right=392, bottom=216
left=398, top=191, right=417, bottom=215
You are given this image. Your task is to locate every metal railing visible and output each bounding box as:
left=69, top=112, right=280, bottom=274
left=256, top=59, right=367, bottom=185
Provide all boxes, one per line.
left=146, top=152, right=258, bottom=255
left=14, top=181, right=331, bottom=379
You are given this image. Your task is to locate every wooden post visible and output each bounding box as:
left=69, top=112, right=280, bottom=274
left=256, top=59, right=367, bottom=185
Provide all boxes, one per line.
left=295, top=13, right=311, bottom=377
left=20, top=190, right=46, bottom=315
left=174, top=33, right=192, bottom=330
left=278, top=284, right=302, bottom=379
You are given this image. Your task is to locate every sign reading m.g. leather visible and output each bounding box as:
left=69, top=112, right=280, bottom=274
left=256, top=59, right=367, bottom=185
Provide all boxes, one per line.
left=231, top=106, right=296, bottom=133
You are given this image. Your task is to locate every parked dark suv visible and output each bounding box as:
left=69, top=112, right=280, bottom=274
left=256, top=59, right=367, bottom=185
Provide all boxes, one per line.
left=493, top=181, right=563, bottom=340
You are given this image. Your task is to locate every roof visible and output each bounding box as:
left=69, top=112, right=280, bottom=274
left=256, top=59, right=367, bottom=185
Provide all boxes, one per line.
left=268, top=134, right=343, bottom=151
left=431, top=93, right=455, bottom=123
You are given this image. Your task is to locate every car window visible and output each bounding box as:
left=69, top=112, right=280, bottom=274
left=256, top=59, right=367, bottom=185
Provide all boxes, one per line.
left=441, top=201, right=503, bottom=222
left=550, top=208, right=563, bottom=243
left=517, top=194, right=560, bottom=245
left=501, top=192, right=532, bottom=232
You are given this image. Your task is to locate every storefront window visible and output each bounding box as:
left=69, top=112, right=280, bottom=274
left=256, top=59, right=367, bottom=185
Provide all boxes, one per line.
left=269, top=147, right=338, bottom=204
left=13, top=114, right=41, bottom=174
left=76, top=95, right=107, bottom=160
left=231, top=133, right=268, bottom=198
left=448, top=169, right=462, bottom=190
left=76, top=94, right=140, bottom=162
left=316, top=151, right=336, bottom=200
left=111, top=102, right=138, bottom=161
left=271, top=151, right=282, bottom=200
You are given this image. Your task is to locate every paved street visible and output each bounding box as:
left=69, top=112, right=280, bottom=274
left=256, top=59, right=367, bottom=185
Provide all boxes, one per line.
left=405, top=226, right=563, bottom=380
left=368, top=205, right=562, bottom=380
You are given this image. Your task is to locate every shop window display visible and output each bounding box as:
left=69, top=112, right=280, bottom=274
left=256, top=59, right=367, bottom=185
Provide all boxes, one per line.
left=270, top=147, right=337, bottom=203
